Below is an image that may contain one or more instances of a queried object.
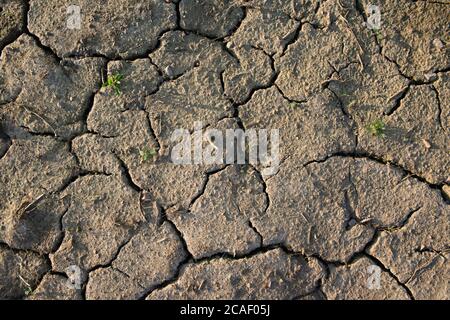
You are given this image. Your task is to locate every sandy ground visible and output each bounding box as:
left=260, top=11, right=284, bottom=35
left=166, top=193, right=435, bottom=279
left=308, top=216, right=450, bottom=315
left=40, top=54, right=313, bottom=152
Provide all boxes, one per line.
left=0, top=0, right=449, bottom=300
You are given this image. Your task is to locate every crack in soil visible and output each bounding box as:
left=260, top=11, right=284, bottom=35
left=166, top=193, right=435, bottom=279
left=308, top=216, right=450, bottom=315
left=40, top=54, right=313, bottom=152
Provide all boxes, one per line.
left=304, top=151, right=448, bottom=196
left=113, top=152, right=143, bottom=193
left=1, top=0, right=447, bottom=300
left=0, top=126, right=12, bottom=160
left=364, top=252, right=415, bottom=300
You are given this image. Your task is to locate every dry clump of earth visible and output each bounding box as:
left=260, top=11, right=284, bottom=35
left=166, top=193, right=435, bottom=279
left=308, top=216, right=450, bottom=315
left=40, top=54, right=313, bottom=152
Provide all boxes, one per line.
left=0, top=0, right=449, bottom=300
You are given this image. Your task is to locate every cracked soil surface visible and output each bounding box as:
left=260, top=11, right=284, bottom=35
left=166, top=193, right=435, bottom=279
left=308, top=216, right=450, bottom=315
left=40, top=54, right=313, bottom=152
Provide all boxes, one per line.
left=0, top=0, right=449, bottom=300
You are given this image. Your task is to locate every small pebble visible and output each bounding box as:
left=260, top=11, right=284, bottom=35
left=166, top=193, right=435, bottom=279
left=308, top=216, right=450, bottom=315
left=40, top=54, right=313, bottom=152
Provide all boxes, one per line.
left=422, top=139, right=431, bottom=149
left=442, top=185, right=450, bottom=200
left=433, top=38, right=444, bottom=50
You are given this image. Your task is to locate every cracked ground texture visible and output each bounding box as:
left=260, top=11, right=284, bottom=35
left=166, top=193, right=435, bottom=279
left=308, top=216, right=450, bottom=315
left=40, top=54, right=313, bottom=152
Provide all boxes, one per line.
left=0, top=0, right=448, bottom=301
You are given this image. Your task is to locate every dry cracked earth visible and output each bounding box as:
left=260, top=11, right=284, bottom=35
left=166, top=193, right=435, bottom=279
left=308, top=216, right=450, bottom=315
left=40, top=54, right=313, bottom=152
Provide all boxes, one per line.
left=0, top=0, right=449, bottom=300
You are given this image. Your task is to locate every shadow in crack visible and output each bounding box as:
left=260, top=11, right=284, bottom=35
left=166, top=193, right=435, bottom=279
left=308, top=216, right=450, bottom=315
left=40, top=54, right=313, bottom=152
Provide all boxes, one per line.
left=0, top=123, right=12, bottom=159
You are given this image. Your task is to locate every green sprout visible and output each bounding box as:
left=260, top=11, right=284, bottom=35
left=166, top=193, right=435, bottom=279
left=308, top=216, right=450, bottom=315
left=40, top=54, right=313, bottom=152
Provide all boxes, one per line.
left=102, top=73, right=124, bottom=95
left=139, top=147, right=157, bottom=162
left=24, top=286, right=33, bottom=296
left=18, top=275, right=33, bottom=296
left=366, top=119, right=386, bottom=138
left=372, top=28, right=383, bottom=42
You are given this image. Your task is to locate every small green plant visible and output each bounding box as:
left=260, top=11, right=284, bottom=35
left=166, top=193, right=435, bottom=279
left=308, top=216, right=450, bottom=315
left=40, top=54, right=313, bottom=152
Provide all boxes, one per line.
left=18, top=275, right=33, bottom=296
left=24, top=286, right=33, bottom=296
left=366, top=119, right=386, bottom=138
left=102, top=73, right=124, bottom=95
left=372, top=28, right=383, bottom=42
left=139, top=147, right=157, bottom=162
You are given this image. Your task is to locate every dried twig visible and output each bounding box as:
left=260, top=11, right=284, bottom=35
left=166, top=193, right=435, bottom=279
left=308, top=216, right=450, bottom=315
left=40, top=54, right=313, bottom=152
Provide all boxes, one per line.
left=21, top=105, right=57, bottom=137
left=338, top=15, right=365, bottom=71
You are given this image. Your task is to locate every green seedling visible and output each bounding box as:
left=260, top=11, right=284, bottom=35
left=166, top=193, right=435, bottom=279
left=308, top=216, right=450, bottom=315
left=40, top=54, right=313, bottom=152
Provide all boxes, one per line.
left=102, top=73, right=124, bottom=95
left=18, top=275, right=33, bottom=296
left=139, top=147, right=157, bottom=162
left=372, top=28, right=383, bottom=42
left=68, top=226, right=82, bottom=234
left=24, top=286, right=33, bottom=296
left=366, top=119, right=386, bottom=138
